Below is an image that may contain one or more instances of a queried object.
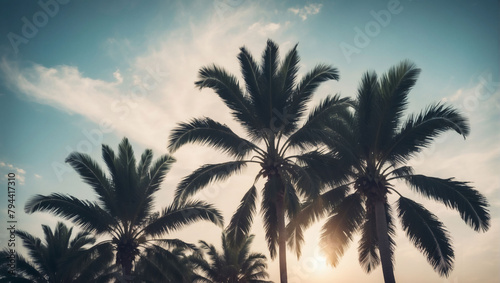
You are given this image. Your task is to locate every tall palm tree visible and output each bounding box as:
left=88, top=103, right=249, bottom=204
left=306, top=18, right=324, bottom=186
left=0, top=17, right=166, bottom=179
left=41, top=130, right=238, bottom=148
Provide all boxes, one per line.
left=24, top=137, right=224, bottom=280
left=288, top=61, right=490, bottom=283
left=0, top=222, right=115, bottom=282
left=190, top=232, right=273, bottom=283
left=168, top=39, right=348, bottom=282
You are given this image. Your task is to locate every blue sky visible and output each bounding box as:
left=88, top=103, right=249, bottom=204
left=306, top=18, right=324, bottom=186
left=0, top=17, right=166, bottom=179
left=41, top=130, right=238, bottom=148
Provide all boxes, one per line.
left=1, top=0, right=499, bottom=282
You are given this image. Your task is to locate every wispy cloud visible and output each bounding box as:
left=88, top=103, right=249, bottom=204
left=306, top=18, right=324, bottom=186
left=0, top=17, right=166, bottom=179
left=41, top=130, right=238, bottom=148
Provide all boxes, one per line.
left=288, top=3, right=322, bottom=21
left=0, top=6, right=292, bottom=155
left=249, top=22, right=281, bottom=35
left=0, top=161, right=26, bottom=185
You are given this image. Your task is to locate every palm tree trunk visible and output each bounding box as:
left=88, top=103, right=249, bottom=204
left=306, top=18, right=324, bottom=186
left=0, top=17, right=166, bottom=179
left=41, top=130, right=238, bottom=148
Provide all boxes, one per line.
left=374, top=200, right=396, bottom=283
left=122, top=262, right=133, bottom=283
left=276, top=195, right=288, bottom=283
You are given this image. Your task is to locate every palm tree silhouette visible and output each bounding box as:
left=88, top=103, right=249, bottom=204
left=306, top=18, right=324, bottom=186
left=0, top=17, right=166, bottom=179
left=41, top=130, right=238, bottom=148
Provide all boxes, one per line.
left=24, top=137, right=224, bottom=281
left=168, top=39, right=347, bottom=283
left=133, top=242, right=197, bottom=282
left=190, top=232, right=272, bottom=283
left=0, top=222, right=115, bottom=282
left=289, top=61, right=490, bottom=283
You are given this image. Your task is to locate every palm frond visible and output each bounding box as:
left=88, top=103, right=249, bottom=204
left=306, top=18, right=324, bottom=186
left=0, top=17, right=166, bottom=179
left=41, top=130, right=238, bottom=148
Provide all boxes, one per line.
left=289, top=64, right=339, bottom=124
left=75, top=242, right=115, bottom=282
left=286, top=185, right=350, bottom=258
left=285, top=181, right=301, bottom=223
left=175, top=161, right=248, bottom=203
left=238, top=45, right=262, bottom=109
left=376, top=60, right=421, bottom=147
left=137, top=149, right=154, bottom=177
left=401, top=175, right=490, bottom=231
left=293, top=150, right=351, bottom=187
left=320, top=193, right=364, bottom=266
left=226, top=185, right=257, bottom=247
left=143, top=200, right=224, bottom=237
left=168, top=117, right=255, bottom=158
left=134, top=244, right=190, bottom=283
left=65, top=152, right=114, bottom=212
left=389, top=165, right=414, bottom=178
left=358, top=207, right=380, bottom=273
left=397, top=197, right=454, bottom=276
left=354, top=70, right=380, bottom=156
left=0, top=250, right=44, bottom=282
left=101, top=144, right=118, bottom=188
left=261, top=39, right=282, bottom=121
left=261, top=176, right=279, bottom=259
left=24, top=193, right=115, bottom=234
left=287, top=94, right=352, bottom=149
left=145, top=154, right=175, bottom=195
left=387, top=103, right=470, bottom=164
left=195, top=64, right=259, bottom=135
left=151, top=238, right=198, bottom=252
left=113, top=138, right=141, bottom=221
left=14, top=230, right=45, bottom=273
left=279, top=44, right=299, bottom=101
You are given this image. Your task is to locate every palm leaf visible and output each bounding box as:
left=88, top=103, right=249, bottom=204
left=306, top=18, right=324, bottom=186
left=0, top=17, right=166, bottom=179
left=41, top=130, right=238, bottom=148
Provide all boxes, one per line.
left=175, top=160, right=248, bottom=203
left=354, top=70, right=380, bottom=157
left=151, top=238, right=198, bottom=252
left=387, top=103, right=470, bottom=164
left=24, top=193, right=115, bottom=234
left=134, top=154, right=176, bottom=224
left=286, top=185, right=350, bottom=257
left=143, top=200, right=223, bottom=237
left=226, top=185, right=257, bottom=247
left=320, top=193, right=364, bottom=266
left=0, top=250, right=44, bottom=282
left=260, top=39, right=282, bottom=125
left=376, top=60, right=420, bottom=148
left=238, top=45, right=262, bottom=107
left=289, top=64, right=339, bottom=124
left=397, top=197, right=454, bottom=276
left=137, top=149, right=154, bottom=177
left=287, top=94, right=352, bottom=149
left=261, top=176, right=279, bottom=259
left=195, top=64, right=259, bottom=135
left=358, top=206, right=380, bottom=273
left=401, top=175, right=490, bottom=231
left=65, top=152, right=114, bottom=213
left=168, top=117, right=255, bottom=158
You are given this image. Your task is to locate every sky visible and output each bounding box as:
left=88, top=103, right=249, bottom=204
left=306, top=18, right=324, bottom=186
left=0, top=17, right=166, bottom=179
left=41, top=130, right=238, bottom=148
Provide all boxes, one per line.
left=0, top=0, right=499, bottom=282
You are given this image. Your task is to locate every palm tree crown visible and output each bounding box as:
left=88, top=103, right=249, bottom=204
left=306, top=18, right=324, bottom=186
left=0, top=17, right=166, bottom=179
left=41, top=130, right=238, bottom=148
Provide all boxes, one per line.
left=24, top=137, right=224, bottom=280
left=191, top=232, right=273, bottom=283
left=168, top=39, right=348, bottom=283
left=0, top=222, right=115, bottom=283
left=289, top=61, right=490, bottom=283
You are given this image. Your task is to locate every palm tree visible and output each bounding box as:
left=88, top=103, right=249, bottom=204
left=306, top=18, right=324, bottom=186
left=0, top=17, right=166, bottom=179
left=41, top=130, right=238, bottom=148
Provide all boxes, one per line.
left=168, top=39, right=348, bottom=282
left=190, top=232, right=273, bottom=283
left=24, top=137, right=224, bottom=281
left=0, top=222, right=115, bottom=282
left=288, top=61, right=490, bottom=283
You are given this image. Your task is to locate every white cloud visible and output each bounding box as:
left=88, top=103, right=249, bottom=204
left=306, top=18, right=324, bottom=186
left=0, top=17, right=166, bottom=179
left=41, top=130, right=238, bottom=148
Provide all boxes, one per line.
left=288, top=3, right=322, bottom=21
left=0, top=5, right=292, bottom=155
left=34, top=174, right=42, bottom=179
left=0, top=161, right=26, bottom=185
left=113, top=69, right=123, bottom=84
left=249, top=22, right=281, bottom=35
